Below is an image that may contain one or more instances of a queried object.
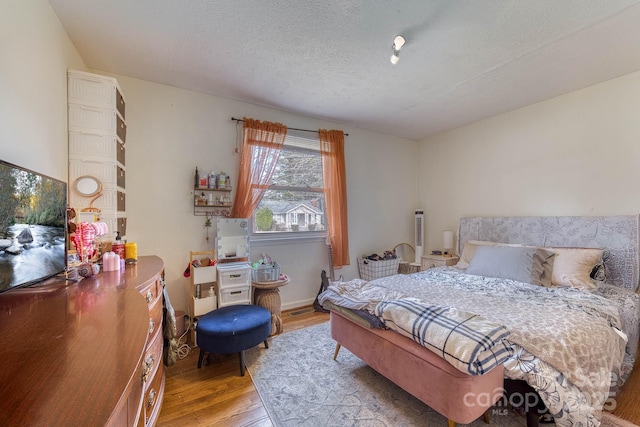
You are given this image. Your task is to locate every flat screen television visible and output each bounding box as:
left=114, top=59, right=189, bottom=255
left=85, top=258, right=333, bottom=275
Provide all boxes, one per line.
left=0, top=159, right=67, bottom=293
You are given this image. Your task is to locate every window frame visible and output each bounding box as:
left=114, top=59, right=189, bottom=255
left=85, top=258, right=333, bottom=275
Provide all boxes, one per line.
left=249, top=134, right=327, bottom=245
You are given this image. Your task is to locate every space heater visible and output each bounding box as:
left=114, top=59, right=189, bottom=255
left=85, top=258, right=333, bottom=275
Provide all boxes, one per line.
left=414, top=209, right=424, bottom=264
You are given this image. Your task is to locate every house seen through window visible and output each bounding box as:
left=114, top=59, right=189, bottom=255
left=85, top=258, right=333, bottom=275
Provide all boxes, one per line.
left=253, top=133, right=325, bottom=234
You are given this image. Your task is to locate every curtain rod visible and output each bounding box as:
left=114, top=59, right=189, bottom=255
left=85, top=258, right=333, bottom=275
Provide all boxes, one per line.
left=231, top=117, right=348, bottom=136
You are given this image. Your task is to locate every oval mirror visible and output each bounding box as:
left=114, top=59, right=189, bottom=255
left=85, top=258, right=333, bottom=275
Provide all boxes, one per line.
left=73, top=175, right=102, bottom=197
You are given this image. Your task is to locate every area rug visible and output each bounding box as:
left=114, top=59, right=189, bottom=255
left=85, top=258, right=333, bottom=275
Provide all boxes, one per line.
left=245, top=322, right=527, bottom=426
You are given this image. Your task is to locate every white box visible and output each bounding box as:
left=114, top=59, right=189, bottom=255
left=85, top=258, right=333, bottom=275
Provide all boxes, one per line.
left=69, top=104, right=120, bottom=134
left=69, top=186, right=125, bottom=213
left=193, top=265, right=216, bottom=284
left=218, top=286, right=251, bottom=307
left=217, top=264, right=251, bottom=290
left=69, top=159, right=125, bottom=190
left=68, top=70, right=125, bottom=118
left=69, top=132, right=125, bottom=166
left=193, top=295, right=217, bottom=316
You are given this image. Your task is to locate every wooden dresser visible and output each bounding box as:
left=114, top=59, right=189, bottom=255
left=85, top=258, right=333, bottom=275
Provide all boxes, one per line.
left=0, top=256, right=165, bottom=427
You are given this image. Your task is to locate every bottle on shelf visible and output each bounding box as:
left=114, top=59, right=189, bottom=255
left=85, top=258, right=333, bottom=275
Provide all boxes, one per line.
left=217, top=172, right=226, bottom=188
left=208, top=171, right=216, bottom=189
left=194, top=167, right=199, bottom=188
left=199, top=171, right=208, bottom=188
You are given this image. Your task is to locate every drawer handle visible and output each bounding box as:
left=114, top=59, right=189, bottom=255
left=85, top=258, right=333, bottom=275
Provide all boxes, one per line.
left=147, top=389, right=157, bottom=410
left=142, top=354, right=154, bottom=383
left=146, top=290, right=153, bottom=303
left=230, top=291, right=242, bottom=295
left=77, top=105, right=103, bottom=112
left=230, top=274, right=241, bottom=278
left=149, top=318, right=155, bottom=334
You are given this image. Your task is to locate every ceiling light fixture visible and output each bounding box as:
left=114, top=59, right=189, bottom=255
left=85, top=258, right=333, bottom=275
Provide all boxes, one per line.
left=390, top=35, right=405, bottom=65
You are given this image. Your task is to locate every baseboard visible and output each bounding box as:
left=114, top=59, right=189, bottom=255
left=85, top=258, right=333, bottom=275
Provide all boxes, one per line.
left=282, top=298, right=315, bottom=311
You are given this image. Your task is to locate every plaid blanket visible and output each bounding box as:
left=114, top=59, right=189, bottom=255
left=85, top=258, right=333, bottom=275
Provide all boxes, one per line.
left=374, top=298, right=512, bottom=375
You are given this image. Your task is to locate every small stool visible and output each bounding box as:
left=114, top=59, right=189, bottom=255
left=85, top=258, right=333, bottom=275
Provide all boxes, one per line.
left=196, top=305, right=271, bottom=376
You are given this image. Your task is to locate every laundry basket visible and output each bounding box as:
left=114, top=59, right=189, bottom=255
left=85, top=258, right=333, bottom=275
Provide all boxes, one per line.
left=357, top=257, right=400, bottom=281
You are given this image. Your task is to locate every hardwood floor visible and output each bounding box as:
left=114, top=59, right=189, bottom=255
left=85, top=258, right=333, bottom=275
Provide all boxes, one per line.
left=157, top=307, right=329, bottom=427
left=157, top=306, right=640, bottom=426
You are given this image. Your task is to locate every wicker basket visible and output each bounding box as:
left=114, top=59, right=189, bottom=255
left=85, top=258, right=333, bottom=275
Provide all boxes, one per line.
left=357, top=257, right=400, bottom=281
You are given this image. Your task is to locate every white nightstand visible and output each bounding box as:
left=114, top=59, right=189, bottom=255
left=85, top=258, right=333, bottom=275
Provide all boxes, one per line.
left=421, top=254, right=459, bottom=271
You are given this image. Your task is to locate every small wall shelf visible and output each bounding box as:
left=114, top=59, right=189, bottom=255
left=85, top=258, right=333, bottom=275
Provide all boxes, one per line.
left=193, top=187, right=232, bottom=216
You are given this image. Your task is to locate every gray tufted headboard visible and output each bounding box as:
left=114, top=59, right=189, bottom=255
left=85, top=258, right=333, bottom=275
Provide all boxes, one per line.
left=457, top=215, right=640, bottom=292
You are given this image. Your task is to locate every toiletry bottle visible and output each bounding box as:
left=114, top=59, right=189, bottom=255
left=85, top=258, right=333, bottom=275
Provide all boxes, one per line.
left=209, top=171, right=216, bottom=189
left=112, top=231, right=125, bottom=260
left=194, top=167, right=199, bottom=188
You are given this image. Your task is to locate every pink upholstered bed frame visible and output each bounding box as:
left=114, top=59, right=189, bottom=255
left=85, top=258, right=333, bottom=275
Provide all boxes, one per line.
left=330, top=310, right=503, bottom=426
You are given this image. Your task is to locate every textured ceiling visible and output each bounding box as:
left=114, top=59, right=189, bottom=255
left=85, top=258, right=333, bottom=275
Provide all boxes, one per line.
left=49, top=0, right=640, bottom=140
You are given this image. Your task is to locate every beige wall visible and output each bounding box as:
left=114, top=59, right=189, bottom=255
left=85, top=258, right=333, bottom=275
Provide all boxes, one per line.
left=16, top=0, right=640, bottom=314
left=419, top=71, right=640, bottom=254
left=0, top=0, right=85, bottom=181
left=97, top=74, right=418, bottom=311
left=2, top=1, right=418, bottom=314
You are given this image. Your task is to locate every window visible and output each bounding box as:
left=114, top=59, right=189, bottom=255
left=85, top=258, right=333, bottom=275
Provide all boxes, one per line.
left=252, top=132, right=325, bottom=234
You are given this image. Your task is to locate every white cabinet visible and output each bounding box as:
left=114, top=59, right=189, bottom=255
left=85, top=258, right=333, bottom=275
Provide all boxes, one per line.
left=215, top=218, right=251, bottom=307
left=189, top=250, right=217, bottom=345
left=68, top=70, right=127, bottom=237
left=217, top=264, right=251, bottom=307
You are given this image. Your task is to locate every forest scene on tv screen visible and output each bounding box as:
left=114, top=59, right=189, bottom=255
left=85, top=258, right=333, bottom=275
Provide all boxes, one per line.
left=0, top=162, right=67, bottom=292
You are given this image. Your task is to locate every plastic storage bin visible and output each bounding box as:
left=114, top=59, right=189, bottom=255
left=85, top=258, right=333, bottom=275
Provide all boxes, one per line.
left=251, top=262, right=280, bottom=282
left=218, top=286, right=250, bottom=307
left=218, top=264, right=251, bottom=288
left=68, top=69, right=126, bottom=118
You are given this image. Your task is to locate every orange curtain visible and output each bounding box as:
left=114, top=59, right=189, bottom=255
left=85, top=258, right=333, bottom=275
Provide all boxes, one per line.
left=231, top=118, right=287, bottom=218
left=319, top=129, right=350, bottom=268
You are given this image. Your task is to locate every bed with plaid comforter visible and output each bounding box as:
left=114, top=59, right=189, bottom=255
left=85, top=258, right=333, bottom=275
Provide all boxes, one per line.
left=318, top=267, right=634, bottom=427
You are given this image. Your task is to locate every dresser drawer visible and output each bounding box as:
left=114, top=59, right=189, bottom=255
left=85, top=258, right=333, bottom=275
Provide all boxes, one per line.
left=218, top=285, right=251, bottom=307
left=69, top=104, right=120, bottom=136
left=420, top=256, right=459, bottom=271
left=140, top=278, right=162, bottom=307
left=68, top=70, right=126, bottom=119
left=69, top=132, right=125, bottom=166
left=147, top=296, right=163, bottom=342
left=141, top=328, right=163, bottom=385
left=69, top=187, right=125, bottom=213
left=69, top=160, right=125, bottom=190
left=141, top=361, right=164, bottom=427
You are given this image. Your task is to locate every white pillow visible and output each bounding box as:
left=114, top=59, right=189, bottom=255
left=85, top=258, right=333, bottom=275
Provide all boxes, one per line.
left=547, top=247, right=604, bottom=290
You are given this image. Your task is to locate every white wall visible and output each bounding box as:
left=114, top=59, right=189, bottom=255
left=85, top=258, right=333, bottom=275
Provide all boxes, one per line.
left=2, top=1, right=418, bottom=314
left=98, top=74, right=418, bottom=313
left=0, top=0, right=85, bottom=181
left=419, top=71, right=640, bottom=254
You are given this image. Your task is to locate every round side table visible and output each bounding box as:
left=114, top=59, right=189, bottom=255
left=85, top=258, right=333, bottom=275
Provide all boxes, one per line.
left=252, top=275, right=289, bottom=336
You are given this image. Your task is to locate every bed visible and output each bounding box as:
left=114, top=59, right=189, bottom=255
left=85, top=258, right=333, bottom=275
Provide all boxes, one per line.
left=319, top=215, right=640, bottom=427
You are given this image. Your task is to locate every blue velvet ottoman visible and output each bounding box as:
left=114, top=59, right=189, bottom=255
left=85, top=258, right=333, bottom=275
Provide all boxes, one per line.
left=196, top=305, right=271, bottom=376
